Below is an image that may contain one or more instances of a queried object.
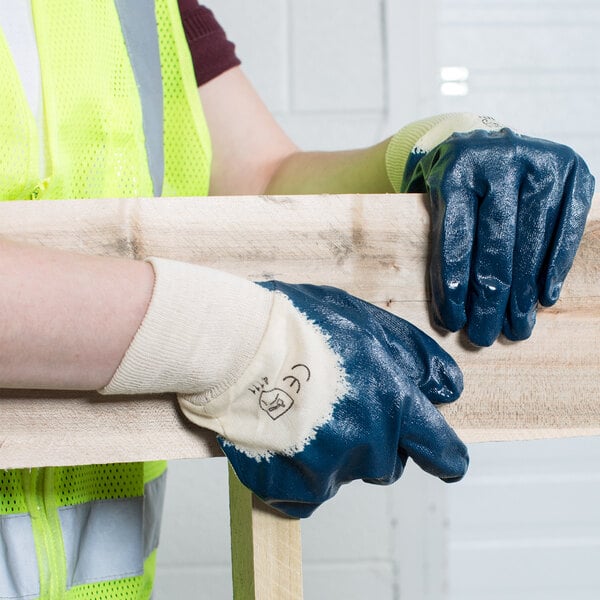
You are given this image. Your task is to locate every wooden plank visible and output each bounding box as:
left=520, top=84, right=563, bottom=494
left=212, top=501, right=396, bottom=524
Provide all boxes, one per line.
left=229, top=465, right=303, bottom=600
left=0, top=389, right=221, bottom=467
left=0, top=193, right=598, bottom=468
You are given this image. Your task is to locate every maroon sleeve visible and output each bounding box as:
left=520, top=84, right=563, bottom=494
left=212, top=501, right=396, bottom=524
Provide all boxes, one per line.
left=178, top=0, right=241, bottom=86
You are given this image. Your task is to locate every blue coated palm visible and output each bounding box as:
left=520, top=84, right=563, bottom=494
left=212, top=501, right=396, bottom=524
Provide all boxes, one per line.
left=220, top=282, right=468, bottom=518
left=402, top=129, right=595, bottom=346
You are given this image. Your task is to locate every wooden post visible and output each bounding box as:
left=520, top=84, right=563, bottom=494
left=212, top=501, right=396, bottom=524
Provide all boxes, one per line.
left=229, top=466, right=303, bottom=600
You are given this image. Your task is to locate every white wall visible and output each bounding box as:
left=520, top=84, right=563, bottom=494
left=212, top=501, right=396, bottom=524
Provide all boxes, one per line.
left=447, top=439, right=600, bottom=600
left=154, top=2, right=600, bottom=598
left=437, top=0, right=600, bottom=180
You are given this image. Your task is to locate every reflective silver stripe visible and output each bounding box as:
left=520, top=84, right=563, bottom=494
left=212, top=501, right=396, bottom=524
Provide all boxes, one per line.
left=0, top=2, right=45, bottom=177
left=0, top=3, right=41, bottom=118
left=0, top=513, right=39, bottom=599
left=60, top=497, right=144, bottom=587
left=60, top=469, right=167, bottom=588
left=143, top=469, right=167, bottom=559
left=114, top=0, right=164, bottom=196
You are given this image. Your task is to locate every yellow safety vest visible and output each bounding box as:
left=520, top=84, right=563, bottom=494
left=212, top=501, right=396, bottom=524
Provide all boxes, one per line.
left=0, top=1, right=211, bottom=598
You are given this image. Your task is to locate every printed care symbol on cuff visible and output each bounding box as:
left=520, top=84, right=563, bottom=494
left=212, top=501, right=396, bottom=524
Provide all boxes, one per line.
left=259, top=388, right=294, bottom=420
left=251, top=363, right=312, bottom=421
left=479, top=114, right=502, bottom=128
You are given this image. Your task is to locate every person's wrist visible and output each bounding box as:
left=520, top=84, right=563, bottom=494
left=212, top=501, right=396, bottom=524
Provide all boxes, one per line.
left=99, top=257, right=273, bottom=397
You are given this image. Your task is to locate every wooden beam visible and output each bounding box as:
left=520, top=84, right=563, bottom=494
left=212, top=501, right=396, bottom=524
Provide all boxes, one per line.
left=0, top=193, right=598, bottom=468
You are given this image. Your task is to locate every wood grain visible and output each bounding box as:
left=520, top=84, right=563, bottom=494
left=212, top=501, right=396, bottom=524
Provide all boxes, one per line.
left=0, top=193, right=598, bottom=468
left=229, top=465, right=303, bottom=600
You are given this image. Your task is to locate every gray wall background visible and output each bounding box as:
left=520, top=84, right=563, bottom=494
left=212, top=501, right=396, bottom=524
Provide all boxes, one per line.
left=155, top=2, right=600, bottom=598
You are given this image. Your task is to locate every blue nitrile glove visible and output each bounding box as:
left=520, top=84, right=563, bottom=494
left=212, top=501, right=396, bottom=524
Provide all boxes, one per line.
left=101, top=258, right=468, bottom=519
left=386, top=114, right=595, bottom=346
left=181, top=281, right=468, bottom=518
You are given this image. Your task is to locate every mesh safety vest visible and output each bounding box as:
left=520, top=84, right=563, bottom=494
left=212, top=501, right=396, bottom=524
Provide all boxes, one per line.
left=0, top=1, right=212, bottom=598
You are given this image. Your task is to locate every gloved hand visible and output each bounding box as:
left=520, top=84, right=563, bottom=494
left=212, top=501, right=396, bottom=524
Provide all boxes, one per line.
left=101, top=258, right=468, bottom=518
left=386, top=113, right=595, bottom=346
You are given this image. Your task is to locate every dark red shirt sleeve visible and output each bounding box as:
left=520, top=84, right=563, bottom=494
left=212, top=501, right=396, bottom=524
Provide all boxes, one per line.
left=178, top=0, right=241, bottom=86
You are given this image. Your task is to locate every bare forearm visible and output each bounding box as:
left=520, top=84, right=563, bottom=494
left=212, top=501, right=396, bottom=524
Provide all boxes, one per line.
left=0, top=239, right=154, bottom=390
left=264, top=138, right=394, bottom=195
left=200, top=68, right=396, bottom=196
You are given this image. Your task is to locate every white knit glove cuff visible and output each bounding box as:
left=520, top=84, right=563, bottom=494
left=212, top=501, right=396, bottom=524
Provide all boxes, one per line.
left=385, top=113, right=505, bottom=192
left=178, top=290, right=348, bottom=459
left=99, top=257, right=272, bottom=399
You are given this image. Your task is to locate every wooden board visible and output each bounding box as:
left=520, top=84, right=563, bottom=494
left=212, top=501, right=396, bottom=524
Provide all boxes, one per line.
left=0, top=193, right=598, bottom=468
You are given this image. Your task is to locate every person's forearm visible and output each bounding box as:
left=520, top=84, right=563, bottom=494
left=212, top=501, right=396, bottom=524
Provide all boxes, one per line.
left=0, top=239, right=154, bottom=390
left=200, top=67, right=396, bottom=196
left=264, top=138, right=395, bottom=195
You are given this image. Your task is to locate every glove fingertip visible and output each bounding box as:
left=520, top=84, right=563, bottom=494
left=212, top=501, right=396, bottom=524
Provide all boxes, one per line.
left=439, top=444, right=469, bottom=482
left=402, top=399, right=469, bottom=481
left=431, top=295, right=467, bottom=335
left=502, top=313, right=535, bottom=342
left=465, top=320, right=499, bottom=347
left=423, top=355, right=464, bottom=404
left=446, top=440, right=469, bottom=478
left=540, top=277, right=563, bottom=307
left=418, top=442, right=469, bottom=483
left=269, top=500, right=320, bottom=519
left=441, top=471, right=467, bottom=484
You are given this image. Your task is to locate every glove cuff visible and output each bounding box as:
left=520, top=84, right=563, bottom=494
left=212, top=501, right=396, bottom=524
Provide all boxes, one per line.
left=99, top=257, right=272, bottom=398
left=385, top=113, right=504, bottom=192
left=178, top=288, right=348, bottom=459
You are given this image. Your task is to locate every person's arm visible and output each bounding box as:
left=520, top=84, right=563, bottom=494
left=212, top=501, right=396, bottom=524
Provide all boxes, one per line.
left=0, top=238, right=154, bottom=390
left=179, top=3, right=394, bottom=196
left=199, top=67, right=394, bottom=196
